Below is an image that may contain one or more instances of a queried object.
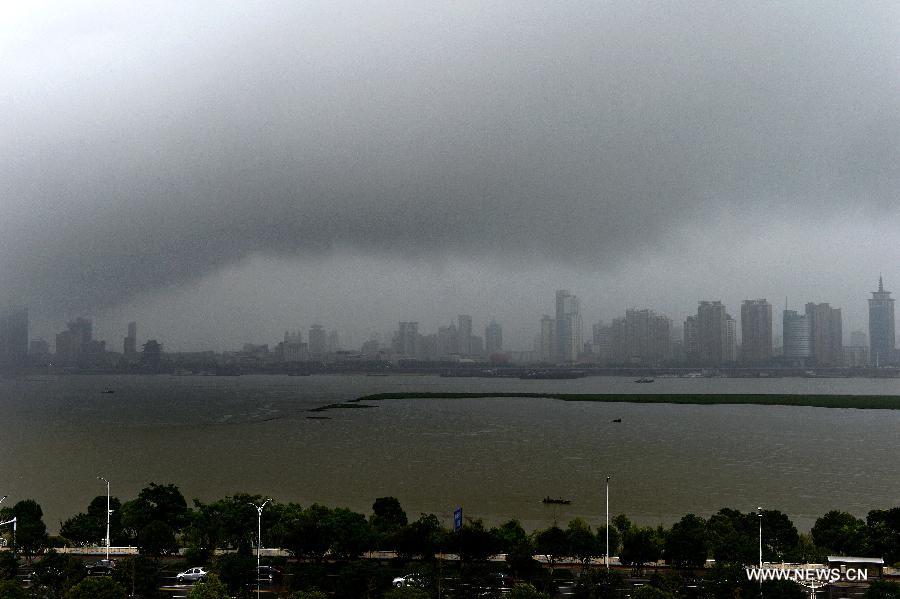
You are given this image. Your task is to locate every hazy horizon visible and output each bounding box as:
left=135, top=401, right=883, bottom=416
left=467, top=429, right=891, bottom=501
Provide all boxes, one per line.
left=3, top=1, right=898, bottom=351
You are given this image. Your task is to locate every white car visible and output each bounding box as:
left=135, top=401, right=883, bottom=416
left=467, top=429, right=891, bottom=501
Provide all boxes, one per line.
left=392, top=573, right=426, bottom=588
left=176, top=567, right=208, bottom=583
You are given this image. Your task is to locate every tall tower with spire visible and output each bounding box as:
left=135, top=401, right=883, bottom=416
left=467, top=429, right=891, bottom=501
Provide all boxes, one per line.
left=868, top=276, right=895, bottom=366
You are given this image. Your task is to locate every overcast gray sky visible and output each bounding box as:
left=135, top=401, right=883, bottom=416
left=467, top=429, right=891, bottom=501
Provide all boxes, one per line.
left=2, top=1, right=898, bottom=350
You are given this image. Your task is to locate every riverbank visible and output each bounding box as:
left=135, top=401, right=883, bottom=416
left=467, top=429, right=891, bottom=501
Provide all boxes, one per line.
left=354, top=392, right=900, bottom=410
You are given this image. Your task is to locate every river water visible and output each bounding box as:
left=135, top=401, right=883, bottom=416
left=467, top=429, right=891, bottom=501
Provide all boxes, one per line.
left=1, top=374, right=898, bottom=533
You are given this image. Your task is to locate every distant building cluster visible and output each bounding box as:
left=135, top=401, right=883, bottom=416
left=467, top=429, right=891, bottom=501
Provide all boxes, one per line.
left=2, top=277, right=899, bottom=372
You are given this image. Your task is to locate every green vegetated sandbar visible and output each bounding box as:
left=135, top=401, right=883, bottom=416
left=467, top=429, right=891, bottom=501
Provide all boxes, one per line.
left=354, top=392, right=900, bottom=410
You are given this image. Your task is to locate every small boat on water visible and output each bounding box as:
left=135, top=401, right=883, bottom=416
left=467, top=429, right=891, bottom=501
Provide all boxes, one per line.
left=101, top=389, right=115, bottom=394
left=611, top=418, right=622, bottom=423
left=542, top=496, right=572, bottom=505
left=634, top=377, right=654, bottom=383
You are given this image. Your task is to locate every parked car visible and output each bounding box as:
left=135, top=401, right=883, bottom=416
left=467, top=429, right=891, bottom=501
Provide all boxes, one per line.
left=256, top=565, right=282, bottom=583
left=85, top=559, right=116, bottom=576
left=392, top=573, right=427, bottom=588
left=176, top=567, right=208, bottom=583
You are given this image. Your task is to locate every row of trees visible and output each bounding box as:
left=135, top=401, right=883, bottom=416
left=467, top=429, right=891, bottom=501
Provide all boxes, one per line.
left=1, top=487, right=899, bottom=598
left=4, top=487, right=896, bottom=566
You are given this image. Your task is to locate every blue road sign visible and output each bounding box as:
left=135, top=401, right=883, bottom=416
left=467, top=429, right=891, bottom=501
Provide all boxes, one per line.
left=454, top=507, right=462, bottom=531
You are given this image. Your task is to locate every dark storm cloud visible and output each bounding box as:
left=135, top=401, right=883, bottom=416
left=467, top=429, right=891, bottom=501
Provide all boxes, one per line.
left=1, top=0, right=898, bottom=316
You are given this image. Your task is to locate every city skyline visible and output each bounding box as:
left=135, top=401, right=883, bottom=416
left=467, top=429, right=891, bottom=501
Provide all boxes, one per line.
left=7, top=279, right=891, bottom=365
left=2, top=1, right=898, bottom=357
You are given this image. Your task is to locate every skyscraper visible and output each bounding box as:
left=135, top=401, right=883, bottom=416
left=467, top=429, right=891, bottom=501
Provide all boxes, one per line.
left=783, top=309, right=812, bottom=365
left=696, top=301, right=727, bottom=365
left=611, top=308, right=672, bottom=365
left=555, top=290, right=583, bottom=362
left=124, top=321, right=137, bottom=356
left=683, top=315, right=698, bottom=360
left=868, top=277, right=895, bottom=366
left=805, top=302, right=842, bottom=367
left=457, top=315, right=472, bottom=356
left=485, top=321, right=503, bottom=354
left=308, top=324, right=327, bottom=358
left=740, top=299, right=772, bottom=365
left=0, top=307, right=29, bottom=367
left=724, top=314, right=736, bottom=363
left=396, top=322, right=419, bottom=358
left=540, top=315, right=556, bottom=362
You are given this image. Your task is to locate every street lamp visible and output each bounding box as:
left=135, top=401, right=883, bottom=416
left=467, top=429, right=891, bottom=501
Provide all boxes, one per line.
left=605, top=476, right=611, bottom=570
left=249, top=500, right=272, bottom=599
left=757, top=506, right=763, bottom=571
left=98, top=477, right=111, bottom=561
left=0, top=495, right=7, bottom=505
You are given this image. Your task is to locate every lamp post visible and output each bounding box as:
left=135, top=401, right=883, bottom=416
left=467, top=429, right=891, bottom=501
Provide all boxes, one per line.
left=605, top=476, right=610, bottom=570
left=98, top=477, right=111, bottom=561
left=757, top=505, right=763, bottom=594
left=249, top=500, right=271, bottom=599
left=0, top=495, right=7, bottom=506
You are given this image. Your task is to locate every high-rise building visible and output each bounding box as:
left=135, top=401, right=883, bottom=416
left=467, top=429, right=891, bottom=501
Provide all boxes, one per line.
left=592, top=321, right=613, bottom=364
left=437, top=323, right=459, bottom=357
left=457, top=315, right=472, bottom=356
left=0, top=307, right=29, bottom=367
left=124, top=321, right=137, bottom=356
left=724, top=314, right=736, bottom=363
left=696, top=301, right=727, bottom=365
left=555, top=290, right=583, bottom=362
left=610, top=309, right=672, bottom=365
left=308, top=325, right=327, bottom=358
left=55, top=317, right=93, bottom=366
left=805, top=302, right=842, bottom=367
left=850, top=330, right=867, bottom=348
left=485, top=321, right=503, bottom=355
left=783, top=310, right=812, bottom=365
left=683, top=315, right=698, bottom=360
left=540, top=315, right=556, bottom=362
left=327, top=330, right=341, bottom=353
left=740, top=299, right=772, bottom=365
left=868, top=277, right=895, bottom=366
left=396, top=322, right=419, bottom=358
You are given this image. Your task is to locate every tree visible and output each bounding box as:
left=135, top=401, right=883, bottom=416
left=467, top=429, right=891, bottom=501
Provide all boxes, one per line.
left=121, top=483, right=188, bottom=537
left=213, top=553, right=255, bottom=594
left=566, top=519, right=599, bottom=571
left=384, top=587, right=430, bottom=599
left=395, top=514, right=445, bottom=561
left=535, top=525, right=570, bottom=575
left=0, top=499, right=48, bottom=557
left=186, top=573, right=229, bottom=599
left=665, top=514, right=708, bottom=569
left=706, top=508, right=756, bottom=565
left=595, top=525, right=621, bottom=560
left=761, top=509, right=800, bottom=561
left=276, top=504, right=333, bottom=561
left=632, top=586, right=673, bottom=599
left=760, top=579, right=806, bottom=599
left=863, top=580, right=900, bottom=599
left=28, top=551, right=86, bottom=597
left=137, top=520, right=177, bottom=556
left=60, top=496, right=124, bottom=547
left=453, top=520, right=502, bottom=564
left=573, top=568, right=625, bottom=599
left=508, top=583, right=551, bottom=599
left=867, top=508, right=900, bottom=565
left=333, top=561, right=385, bottom=599
left=620, top=526, right=663, bottom=573
left=648, top=572, right=688, bottom=598
left=112, top=556, right=160, bottom=599
left=327, top=508, right=373, bottom=560
left=0, top=552, right=18, bottom=581
left=0, top=580, right=28, bottom=599
left=64, top=577, right=127, bottom=599
left=811, top=511, right=868, bottom=556
left=288, top=591, right=329, bottom=599
left=370, top=497, right=408, bottom=538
